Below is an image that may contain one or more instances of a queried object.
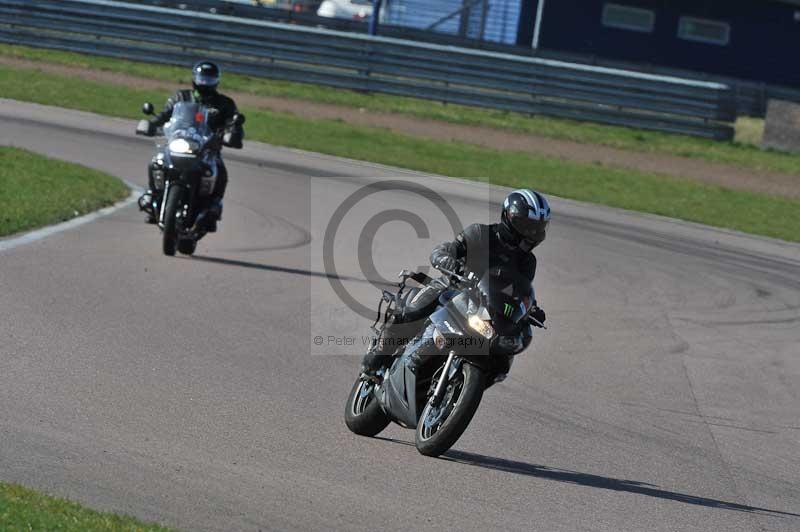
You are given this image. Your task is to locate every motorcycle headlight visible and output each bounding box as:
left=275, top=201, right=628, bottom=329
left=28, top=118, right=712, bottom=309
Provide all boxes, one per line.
left=468, top=314, right=495, bottom=339
left=168, top=139, right=198, bottom=155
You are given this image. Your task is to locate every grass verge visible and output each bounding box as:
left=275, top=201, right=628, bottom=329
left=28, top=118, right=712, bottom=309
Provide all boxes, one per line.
left=0, top=481, right=175, bottom=531
left=1, top=64, right=798, bottom=242
left=1, top=43, right=797, bottom=175
left=0, top=146, right=129, bottom=237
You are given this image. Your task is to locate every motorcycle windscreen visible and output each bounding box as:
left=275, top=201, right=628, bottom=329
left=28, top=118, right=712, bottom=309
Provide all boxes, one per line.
left=477, top=267, right=534, bottom=334
left=164, top=102, right=213, bottom=145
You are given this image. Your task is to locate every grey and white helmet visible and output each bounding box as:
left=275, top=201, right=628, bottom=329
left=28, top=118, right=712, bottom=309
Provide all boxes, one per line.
left=501, top=189, right=551, bottom=252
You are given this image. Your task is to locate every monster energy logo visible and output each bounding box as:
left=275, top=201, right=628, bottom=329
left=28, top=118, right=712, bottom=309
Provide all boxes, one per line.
left=503, top=303, right=514, bottom=318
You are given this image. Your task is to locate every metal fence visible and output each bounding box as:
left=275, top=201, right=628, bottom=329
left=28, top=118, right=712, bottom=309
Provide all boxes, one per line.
left=0, top=0, right=736, bottom=139
left=533, top=48, right=800, bottom=119
left=111, top=0, right=800, bottom=117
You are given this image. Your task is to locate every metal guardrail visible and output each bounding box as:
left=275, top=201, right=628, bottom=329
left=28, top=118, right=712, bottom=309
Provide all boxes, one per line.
left=0, top=0, right=737, bottom=139
left=120, top=0, right=800, bottom=118
left=536, top=48, right=800, bottom=119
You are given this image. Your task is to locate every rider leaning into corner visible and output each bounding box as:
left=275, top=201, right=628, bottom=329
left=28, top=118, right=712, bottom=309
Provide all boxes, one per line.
left=137, top=61, right=244, bottom=232
left=360, top=188, right=551, bottom=381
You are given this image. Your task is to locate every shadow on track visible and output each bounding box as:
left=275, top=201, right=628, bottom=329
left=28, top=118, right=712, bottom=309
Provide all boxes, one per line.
left=374, top=437, right=799, bottom=518
left=186, top=255, right=394, bottom=287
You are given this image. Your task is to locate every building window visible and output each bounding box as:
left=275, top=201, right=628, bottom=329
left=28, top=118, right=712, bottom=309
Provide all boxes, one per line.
left=678, top=17, right=731, bottom=45
left=602, top=4, right=655, bottom=33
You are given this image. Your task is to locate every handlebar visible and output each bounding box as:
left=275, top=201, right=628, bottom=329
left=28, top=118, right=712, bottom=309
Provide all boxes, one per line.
left=434, top=258, right=473, bottom=282
left=435, top=266, right=467, bottom=282
left=399, top=267, right=548, bottom=330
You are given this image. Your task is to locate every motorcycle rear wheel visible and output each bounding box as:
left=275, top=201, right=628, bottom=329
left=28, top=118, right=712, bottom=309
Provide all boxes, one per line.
left=344, top=377, right=390, bottom=437
left=415, top=362, right=486, bottom=457
left=162, top=186, right=180, bottom=256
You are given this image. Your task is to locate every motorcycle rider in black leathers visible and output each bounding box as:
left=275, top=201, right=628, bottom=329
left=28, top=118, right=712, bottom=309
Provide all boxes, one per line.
left=360, top=188, right=551, bottom=380
left=137, top=61, right=244, bottom=232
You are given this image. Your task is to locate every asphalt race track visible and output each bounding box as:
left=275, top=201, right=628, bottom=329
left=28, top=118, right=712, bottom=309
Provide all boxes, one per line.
left=1, top=100, right=799, bottom=532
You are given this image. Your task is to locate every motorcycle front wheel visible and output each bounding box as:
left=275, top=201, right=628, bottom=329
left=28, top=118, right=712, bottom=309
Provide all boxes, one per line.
left=162, top=186, right=181, bottom=256
left=344, top=377, right=390, bottom=437
left=178, top=239, right=197, bottom=256
left=415, top=361, right=486, bottom=457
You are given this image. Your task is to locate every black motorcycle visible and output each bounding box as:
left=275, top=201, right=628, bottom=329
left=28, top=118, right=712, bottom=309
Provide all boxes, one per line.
left=344, top=265, right=545, bottom=457
left=135, top=101, right=243, bottom=256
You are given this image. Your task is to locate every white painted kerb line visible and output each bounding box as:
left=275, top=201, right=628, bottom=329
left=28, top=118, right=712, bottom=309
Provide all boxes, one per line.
left=0, top=187, right=141, bottom=253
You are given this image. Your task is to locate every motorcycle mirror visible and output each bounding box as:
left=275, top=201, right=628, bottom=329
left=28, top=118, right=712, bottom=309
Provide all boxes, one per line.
left=142, top=102, right=154, bottom=115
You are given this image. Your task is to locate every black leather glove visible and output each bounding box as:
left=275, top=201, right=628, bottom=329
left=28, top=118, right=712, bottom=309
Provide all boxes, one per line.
left=529, top=306, right=546, bottom=327
left=433, top=255, right=459, bottom=273
left=223, top=129, right=243, bottom=149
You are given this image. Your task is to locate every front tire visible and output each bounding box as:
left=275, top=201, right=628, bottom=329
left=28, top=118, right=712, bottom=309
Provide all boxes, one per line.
left=415, top=361, right=486, bottom=457
left=344, top=377, right=390, bottom=437
left=162, top=186, right=181, bottom=256
left=178, top=239, right=196, bottom=256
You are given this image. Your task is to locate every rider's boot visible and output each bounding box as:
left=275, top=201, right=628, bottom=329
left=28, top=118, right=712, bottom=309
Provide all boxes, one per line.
left=205, top=197, right=223, bottom=233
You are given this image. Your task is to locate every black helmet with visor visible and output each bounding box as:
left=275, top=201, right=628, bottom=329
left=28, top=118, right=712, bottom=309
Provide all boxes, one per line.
left=192, top=61, right=221, bottom=99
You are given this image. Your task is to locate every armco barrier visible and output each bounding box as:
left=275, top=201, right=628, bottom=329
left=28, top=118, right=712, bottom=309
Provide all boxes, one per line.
left=130, top=0, right=785, bottom=119
left=0, top=0, right=737, bottom=139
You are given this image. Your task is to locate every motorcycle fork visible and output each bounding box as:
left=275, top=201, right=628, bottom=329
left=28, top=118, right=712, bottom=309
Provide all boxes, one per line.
left=180, top=179, right=197, bottom=228
left=430, top=350, right=457, bottom=407
left=157, top=180, right=170, bottom=228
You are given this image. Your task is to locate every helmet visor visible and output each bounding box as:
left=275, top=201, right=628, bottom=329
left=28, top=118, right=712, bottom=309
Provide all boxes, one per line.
left=511, top=215, right=548, bottom=246
left=193, top=71, right=219, bottom=87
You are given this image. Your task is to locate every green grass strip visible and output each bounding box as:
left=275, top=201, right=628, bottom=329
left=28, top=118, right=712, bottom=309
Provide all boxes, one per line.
left=0, top=146, right=129, bottom=237
left=2, top=43, right=799, bottom=176
left=0, top=481, right=175, bottom=531
left=1, top=64, right=798, bottom=242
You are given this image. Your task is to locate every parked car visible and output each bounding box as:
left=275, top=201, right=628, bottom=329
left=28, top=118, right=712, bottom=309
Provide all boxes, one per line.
left=317, top=0, right=373, bottom=20
left=226, top=0, right=321, bottom=13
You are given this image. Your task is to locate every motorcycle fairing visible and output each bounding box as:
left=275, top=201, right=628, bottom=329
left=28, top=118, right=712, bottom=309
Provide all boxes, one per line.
left=429, top=303, right=467, bottom=339
left=380, top=353, right=419, bottom=429
left=198, top=153, right=219, bottom=196
left=378, top=325, right=438, bottom=429
left=430, top=298, right=494, bottom=359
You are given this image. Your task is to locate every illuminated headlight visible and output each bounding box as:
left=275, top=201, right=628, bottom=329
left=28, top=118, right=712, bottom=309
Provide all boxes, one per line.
left=468, top=314, right=495, bottom=339
left=168, top=139, right=197, bottom=155
left=433, top=326, right=446, bottom=350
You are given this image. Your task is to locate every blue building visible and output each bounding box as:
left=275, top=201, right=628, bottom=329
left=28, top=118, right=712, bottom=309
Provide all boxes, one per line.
left=520, top=0, right=800, bottom=87
left=382, top=0, right=523, bottom=45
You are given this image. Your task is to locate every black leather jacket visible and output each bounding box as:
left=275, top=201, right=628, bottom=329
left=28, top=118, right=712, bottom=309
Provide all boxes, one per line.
left=152, top=89, right=243, bottom=148
left=430, top=223, right=537, bottom=282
